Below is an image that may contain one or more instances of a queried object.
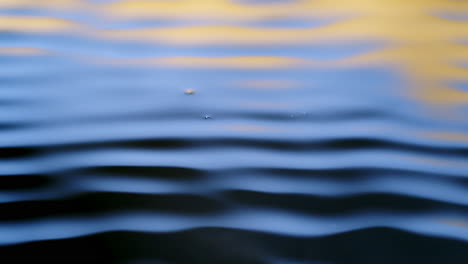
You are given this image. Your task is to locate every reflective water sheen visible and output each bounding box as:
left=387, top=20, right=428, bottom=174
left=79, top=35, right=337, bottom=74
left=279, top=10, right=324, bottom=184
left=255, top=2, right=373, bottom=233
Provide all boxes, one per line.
left=1, top=0, right=468, bottom=263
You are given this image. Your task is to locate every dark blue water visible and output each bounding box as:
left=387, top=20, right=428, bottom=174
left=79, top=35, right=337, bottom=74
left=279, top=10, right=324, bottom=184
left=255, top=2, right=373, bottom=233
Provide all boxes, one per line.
left=1, top=1, right=468, bottom=263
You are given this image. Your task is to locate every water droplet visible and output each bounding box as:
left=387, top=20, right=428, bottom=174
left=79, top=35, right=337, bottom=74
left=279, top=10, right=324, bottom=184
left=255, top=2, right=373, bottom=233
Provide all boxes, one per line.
left=184, top=89, right=195, bottom=95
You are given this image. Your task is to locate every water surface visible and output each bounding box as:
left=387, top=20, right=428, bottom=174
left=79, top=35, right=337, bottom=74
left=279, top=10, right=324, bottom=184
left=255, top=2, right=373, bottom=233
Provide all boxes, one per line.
left=1, top=0, right=468, bottom=263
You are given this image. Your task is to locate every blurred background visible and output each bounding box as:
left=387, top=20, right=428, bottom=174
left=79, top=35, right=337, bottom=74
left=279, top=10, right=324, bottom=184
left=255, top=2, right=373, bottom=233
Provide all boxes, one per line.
left=1, top=0, right=468, bottom=263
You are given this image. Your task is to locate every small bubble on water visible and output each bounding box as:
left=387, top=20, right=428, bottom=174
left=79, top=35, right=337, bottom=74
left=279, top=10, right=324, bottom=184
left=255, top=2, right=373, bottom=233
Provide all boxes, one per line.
left=184, top=89, right=195, bottom=95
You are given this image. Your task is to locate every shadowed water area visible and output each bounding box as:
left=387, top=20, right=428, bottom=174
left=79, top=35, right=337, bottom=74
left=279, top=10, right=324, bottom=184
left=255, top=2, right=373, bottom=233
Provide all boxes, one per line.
left=1, top=0, right=468, bottom=263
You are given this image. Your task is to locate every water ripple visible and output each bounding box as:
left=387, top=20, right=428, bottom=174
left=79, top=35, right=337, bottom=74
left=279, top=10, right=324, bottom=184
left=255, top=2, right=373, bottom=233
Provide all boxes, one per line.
left=1, top=0, right=468, bottom=263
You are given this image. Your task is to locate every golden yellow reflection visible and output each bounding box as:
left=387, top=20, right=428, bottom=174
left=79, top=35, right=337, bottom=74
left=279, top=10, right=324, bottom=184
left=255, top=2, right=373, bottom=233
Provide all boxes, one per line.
left=96, top=25, right=346, bottom=46
left=156, top=56, right=306, bottom=69
left=1, top=0, right=467, bottom=107
left=101, top=0, right=468, bottom=22
left=89, top=56, right=306, bottom=69
left=97, top=0, right=468, bottom=106
left=0, top=16, right=79, bottom=33
left=101, top=0, right=348, bottom=21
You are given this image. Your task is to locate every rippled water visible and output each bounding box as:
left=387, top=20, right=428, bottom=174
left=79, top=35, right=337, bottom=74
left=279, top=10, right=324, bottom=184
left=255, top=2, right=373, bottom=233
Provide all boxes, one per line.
left=1, top=0, right=468, bottom=263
